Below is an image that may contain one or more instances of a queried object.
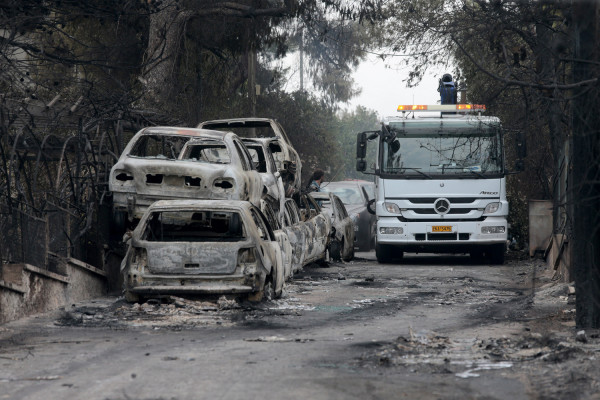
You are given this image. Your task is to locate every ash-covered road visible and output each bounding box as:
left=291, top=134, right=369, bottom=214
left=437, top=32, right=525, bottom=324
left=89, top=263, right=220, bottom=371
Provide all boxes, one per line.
left=1, top=252, right=598, bottom=400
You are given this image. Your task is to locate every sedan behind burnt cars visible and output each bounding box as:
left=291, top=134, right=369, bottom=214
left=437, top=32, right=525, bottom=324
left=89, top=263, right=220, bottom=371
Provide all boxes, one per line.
left=310, top=192, right=355, bottom=262
left=121, top=200, right=284, bottom=302
left=321, top=180, right=376, bottom=251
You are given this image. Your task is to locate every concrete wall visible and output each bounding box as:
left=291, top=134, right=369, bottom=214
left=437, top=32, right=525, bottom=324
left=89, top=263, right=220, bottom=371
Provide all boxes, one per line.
left=0, top=258, right=107, bottom=324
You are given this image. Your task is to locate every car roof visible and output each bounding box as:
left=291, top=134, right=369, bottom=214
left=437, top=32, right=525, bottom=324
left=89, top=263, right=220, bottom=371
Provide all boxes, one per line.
left=241, top=137, right=276, bottom=146
left=197, top=118, right=276, bottom=128
left=140, top=126, right=229, bottom=138
left=310, top=192, right=332, bottom=199
left=322, top=180, right=373, bottom=188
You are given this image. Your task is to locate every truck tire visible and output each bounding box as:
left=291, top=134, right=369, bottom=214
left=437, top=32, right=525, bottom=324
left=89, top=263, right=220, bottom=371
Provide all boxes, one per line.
left=376, top=243, right=401, bottom=263
left=488, top=244, right=505, bottom=265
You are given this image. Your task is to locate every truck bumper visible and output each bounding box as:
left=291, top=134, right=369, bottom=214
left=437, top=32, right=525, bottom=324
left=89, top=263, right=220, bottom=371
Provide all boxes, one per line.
left=376, top=216, right=507, bottom=253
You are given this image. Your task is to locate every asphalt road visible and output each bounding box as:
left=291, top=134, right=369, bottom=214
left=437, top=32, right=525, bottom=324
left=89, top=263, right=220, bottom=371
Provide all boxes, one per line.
left=1, top=251, right=598, bottom=400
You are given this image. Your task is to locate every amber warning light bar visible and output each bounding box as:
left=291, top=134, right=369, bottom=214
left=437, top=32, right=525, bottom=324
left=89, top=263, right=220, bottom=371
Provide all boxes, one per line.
left=397, top=104, right=486, bottom=112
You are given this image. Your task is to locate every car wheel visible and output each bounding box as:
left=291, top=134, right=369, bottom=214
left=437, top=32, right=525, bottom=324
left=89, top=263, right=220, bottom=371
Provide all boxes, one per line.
left=470, top=249, right=484, bottom=263
left=330, top=238, right=342, bottom=261
left=376, top=243, right=393, bottom=263
left=343, top=239, right=354, bottom=262
left=376, top=243, right=402, bottom=263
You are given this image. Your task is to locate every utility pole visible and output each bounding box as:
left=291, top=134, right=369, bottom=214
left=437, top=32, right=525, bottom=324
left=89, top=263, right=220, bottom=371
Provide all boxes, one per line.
left=248, top=47, right=256, bottom=117
left=299, top=28, right=304, bottom=92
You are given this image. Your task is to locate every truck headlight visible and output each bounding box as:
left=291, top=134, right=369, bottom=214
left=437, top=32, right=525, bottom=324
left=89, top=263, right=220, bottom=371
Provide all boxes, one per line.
left=481, top=226, right=505, bottom=234
left=384, top=202, right=401, bottom=214
left=484, top=202, right=501, bottom=214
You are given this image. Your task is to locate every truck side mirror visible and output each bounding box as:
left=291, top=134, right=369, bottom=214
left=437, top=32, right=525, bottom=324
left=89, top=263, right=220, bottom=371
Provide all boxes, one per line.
left=357, top=132, right=367, bottom=159
left=357, top=159, right=367, bottom=172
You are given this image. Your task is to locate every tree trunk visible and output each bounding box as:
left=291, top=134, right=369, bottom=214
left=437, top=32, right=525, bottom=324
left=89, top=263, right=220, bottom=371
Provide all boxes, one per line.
left=571, top=0, right=600, bottom=329
left=143, top=0, right=192, bottom=106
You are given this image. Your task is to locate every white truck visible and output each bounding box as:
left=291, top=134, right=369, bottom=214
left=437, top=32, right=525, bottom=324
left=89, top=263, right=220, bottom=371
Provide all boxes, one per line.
left=357, top=103, right=518, bottom=264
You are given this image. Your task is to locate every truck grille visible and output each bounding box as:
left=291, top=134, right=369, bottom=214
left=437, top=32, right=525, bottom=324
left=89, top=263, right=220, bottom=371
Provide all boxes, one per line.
left=415, top=233, right=470, bottom=241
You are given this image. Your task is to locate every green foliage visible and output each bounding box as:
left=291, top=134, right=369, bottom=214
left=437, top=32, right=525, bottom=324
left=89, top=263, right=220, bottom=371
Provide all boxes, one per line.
left=330, top=106, right=379, bottom=180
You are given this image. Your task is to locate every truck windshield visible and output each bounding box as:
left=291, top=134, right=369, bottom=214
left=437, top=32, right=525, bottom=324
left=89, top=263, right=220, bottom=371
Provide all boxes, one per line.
left=381, top=121, right=502, bottom=177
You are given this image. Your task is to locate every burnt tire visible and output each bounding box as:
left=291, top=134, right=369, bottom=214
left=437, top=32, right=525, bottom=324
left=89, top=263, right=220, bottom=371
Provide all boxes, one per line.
left=343, top=240, right=355, bottom=262
left=330, top=239, right=342, bottom=262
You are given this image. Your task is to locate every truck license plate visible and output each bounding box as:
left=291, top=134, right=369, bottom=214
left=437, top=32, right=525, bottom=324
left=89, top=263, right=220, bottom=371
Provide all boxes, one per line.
left=432, top=226, right=452, bottom=232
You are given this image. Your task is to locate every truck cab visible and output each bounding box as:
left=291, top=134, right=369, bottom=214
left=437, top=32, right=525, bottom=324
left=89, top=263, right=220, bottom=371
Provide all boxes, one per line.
left=357, top=104, right=509, bottom=264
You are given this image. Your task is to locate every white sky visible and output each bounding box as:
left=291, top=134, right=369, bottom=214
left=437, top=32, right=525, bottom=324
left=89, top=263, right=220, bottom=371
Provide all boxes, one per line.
left=344, top=54, right=446, bottom=118
left=279, top=52, right=450, bottom=119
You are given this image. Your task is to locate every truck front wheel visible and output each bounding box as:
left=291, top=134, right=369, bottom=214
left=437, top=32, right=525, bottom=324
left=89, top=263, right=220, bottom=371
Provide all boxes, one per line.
left=376, top=243, right=402, bottom=263
left=488, top=244, right=505, bottom=265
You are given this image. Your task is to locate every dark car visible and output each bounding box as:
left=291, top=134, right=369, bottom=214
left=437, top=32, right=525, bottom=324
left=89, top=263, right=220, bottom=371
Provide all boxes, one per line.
left=321, top=180, right=376, bottom=251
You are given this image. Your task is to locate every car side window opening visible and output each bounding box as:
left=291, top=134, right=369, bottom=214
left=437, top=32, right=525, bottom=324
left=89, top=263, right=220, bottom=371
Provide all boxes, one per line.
left=247, top=146, right=268, bottom=173
left=268, top=142, right=285, bottom=170
left=285, top=201, right=299, bottom=224
left=233, top=141, right=253, bottom=171
left=262, top=203, right=281, bottom=230
left=182, top=142, right=231, bottom=164
left=250, top=209, right=274, bottom=241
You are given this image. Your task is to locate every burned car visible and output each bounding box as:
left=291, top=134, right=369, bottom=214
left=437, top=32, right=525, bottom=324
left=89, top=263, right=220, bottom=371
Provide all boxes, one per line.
left=321, top=180, right=376, bottom=251
left=197, top=118, right=302, bottom=198
left=243, top=138, right=286, bottom=222
left=109, top=127, right=263, bottom=225
left=296, top=193, right=332, bottom=266
left=310, top=192, right=355, bottom=262
left=121, top=200, right=284, bottom=302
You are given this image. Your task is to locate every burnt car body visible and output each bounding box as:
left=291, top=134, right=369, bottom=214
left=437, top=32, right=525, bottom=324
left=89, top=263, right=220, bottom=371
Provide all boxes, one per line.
left=109, top=127, right=263, bottom=222
left=243, top=138, right=286, bottom=223
left=121, top=200, right=284, bottom=302
left=260, top=200, right=293, bottom=280
left=197, top=118, right=302, bottom=198
left=310, top=192, right=355, bottom=262
left=296, top=193, right=332, bottom=265
left=321, top=180, right=376, bottom=251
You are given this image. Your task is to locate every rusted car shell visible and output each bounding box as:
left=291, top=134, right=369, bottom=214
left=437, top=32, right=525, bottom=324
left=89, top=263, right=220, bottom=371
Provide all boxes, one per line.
left=109, top=127, right=263, bottom=220
left=321, top=180, right=376, bottom=251
left=121, top=200, right=284, bottom=301
left=310, top=192, right=355, bottom=262
left=260, top=200, right=293, bottom=280
left=197, top=118, right=302, bottom=197
left=296, top=194, right=332, bottom=266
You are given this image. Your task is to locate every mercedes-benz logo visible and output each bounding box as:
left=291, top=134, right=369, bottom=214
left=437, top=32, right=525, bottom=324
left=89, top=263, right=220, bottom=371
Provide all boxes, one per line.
left=434, top=198, right=450, bottom=215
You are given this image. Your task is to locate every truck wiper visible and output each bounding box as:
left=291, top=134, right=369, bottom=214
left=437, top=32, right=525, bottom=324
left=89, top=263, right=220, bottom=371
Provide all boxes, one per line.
left=467, top=169, right=486, bottom=178
left=398, top=167, right=432, bottom=179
